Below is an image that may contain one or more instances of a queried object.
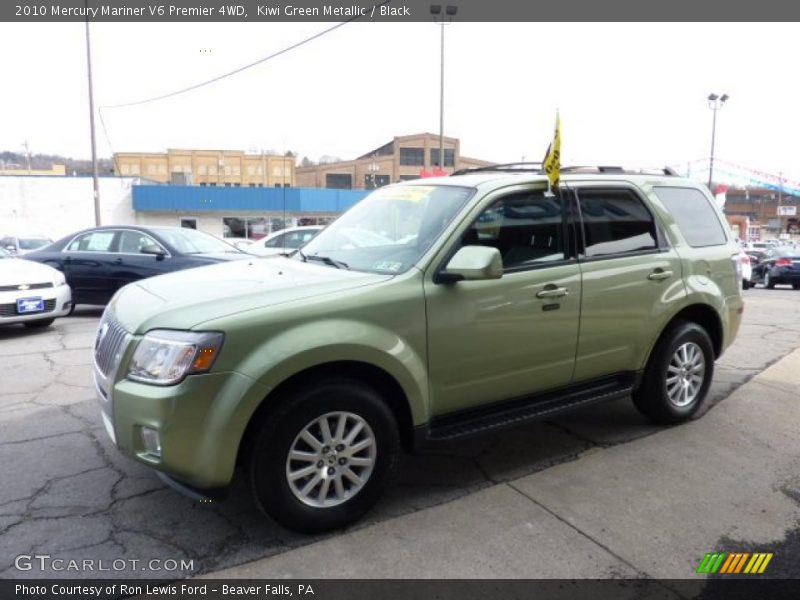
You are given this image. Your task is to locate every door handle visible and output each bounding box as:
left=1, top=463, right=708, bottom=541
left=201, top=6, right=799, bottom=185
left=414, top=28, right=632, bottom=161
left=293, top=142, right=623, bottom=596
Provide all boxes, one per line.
left=536, top=286, right=569, bottom=299
left=113, top=258, right=123, bottom=265
left=647, top=269, right=673, bottom=281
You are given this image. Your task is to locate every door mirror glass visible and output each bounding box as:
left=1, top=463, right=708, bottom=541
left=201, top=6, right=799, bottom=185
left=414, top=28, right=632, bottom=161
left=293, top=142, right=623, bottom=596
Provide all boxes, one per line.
left=141, top=244, right=166, bottom=257
left=443, top=246, right=503, bottom=281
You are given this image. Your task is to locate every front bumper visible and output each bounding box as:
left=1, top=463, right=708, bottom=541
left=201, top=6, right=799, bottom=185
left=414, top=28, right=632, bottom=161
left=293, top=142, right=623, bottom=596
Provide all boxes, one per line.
left=96, top=353, right=266, bottom=490
left=0, top=285, right=71, bottom=324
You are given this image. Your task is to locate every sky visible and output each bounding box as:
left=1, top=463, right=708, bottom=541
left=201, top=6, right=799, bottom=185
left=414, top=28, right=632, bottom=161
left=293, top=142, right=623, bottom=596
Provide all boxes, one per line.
left=1, top=21, right=799, bottom=183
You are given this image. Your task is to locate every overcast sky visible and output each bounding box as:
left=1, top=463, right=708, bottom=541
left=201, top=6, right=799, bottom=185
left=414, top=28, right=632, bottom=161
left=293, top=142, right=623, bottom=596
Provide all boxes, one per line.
left=1, top=22, right=799, bottom=183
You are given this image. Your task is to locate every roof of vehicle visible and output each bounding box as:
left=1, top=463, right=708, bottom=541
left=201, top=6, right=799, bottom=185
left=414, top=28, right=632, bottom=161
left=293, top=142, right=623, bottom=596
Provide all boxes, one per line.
left=398, top=164, right=699, bottom=190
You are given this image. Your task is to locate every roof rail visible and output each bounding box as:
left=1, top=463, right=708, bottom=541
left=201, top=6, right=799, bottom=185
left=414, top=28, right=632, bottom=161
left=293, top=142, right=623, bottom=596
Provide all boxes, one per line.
left=451, top=163, right=679, bottom=177
left=451, top=162, right=543, bottom=176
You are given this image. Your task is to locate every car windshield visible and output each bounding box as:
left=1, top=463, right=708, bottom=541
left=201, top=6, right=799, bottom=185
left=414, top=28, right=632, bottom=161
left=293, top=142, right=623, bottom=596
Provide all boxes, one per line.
left=18, top=238, right=51, bottom=250
left=298, top=185, right=474, bottom=274
left=152, top=228, right=242, bottom=254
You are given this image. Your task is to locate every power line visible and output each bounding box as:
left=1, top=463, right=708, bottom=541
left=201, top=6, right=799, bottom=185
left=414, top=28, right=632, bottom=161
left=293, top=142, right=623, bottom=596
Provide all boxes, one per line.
left=99, top=1, right=389, bottom=110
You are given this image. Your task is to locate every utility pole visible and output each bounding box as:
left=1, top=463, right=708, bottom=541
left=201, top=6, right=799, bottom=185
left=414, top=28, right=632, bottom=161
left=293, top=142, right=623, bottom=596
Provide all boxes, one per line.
left=84, top=4, right=101, bottom=225
left=430, top=4, right=457, bottom=171
left=22, top=141, right=31, bottom=173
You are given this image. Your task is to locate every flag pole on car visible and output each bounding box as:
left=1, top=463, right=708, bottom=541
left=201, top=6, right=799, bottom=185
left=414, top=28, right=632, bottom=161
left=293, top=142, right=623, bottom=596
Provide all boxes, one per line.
left=542, top=111, right=561, bottom=196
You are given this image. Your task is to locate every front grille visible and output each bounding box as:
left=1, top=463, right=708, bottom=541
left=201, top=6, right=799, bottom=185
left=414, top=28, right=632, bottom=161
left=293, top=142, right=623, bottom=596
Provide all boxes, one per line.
left=0, top=282, right=53, bottom=292
left=94, top=313, right=130, bottom=377
left=0, top=298, right=56, bottom=317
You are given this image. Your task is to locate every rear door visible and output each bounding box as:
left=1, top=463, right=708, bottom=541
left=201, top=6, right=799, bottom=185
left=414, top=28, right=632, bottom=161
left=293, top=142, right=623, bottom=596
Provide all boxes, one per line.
left=569, top=183, right=686, bottom=382
left=62, top=230, right=119, bottom=304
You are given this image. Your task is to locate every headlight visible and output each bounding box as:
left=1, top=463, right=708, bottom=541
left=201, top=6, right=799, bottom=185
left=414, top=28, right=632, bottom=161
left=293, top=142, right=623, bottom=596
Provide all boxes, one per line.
left=52, top=271, right=66, bottom=287
left=127, top=330, right=224, bottom=386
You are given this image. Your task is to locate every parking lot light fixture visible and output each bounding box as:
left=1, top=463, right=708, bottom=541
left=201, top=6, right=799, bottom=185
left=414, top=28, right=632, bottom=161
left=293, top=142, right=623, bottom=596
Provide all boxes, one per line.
left=431, top=4, right=458, bottom=171
left=707, top=92, right=729, bottom=189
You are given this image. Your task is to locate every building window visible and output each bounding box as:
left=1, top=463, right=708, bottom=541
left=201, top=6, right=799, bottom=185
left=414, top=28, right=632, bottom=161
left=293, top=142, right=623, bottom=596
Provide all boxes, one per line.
left=247, top=166, right=255, bottom=175
left=233, top=166, right=241, bottom=176
left=429, top=148, right=454, bottom=167
left=274, top=183, right=281, bottom=188
left=120, top=164, right=130, bottom=175
left=200, top=182, right=207, bottom=186
left=325, top=173, right=352, bottom=189
left=147, top=164, right=156, bottom=175
left=208, top=165, right=217, bottom=176
left=209, top=182, right=217, bottom=186
left=249, top=183, right=256, bottom=187
left=400, top=147, right=425, bottom=166
left=234, top=183, right=241, bottom=187
left=130, top=164, right=140, bottom=175
left=283, top=183, right=291, bottom=188
left=364, top=174, right=390, bottom=189
left=198, top=165, right=207, bottom=175
left=223, top=217, right=270, bottom=240
left=180, top=218, right=197, bottom=230
left=399, top=175, right=419, bottom=181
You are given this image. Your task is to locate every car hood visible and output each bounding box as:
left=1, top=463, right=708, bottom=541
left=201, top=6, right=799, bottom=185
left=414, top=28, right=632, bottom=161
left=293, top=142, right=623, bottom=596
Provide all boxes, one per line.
left=0, top=258, right=59, bottom=286
left=187, top=251, right=250, bottom=262
left=109, top=256, right=393, bottom=334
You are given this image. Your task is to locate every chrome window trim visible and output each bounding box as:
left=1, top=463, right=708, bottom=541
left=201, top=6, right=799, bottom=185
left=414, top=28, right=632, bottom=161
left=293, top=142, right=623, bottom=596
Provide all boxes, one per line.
left=62, top=228, right=172, bottom=258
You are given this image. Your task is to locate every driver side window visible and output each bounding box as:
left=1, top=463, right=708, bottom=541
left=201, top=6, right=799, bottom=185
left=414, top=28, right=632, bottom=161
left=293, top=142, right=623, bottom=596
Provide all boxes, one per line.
left=464, top=191, right=566, bottom=270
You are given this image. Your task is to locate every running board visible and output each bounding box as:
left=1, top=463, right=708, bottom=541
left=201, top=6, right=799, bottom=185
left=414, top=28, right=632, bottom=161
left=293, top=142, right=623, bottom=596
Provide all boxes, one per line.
left=423, top=377, right=635, bottom=443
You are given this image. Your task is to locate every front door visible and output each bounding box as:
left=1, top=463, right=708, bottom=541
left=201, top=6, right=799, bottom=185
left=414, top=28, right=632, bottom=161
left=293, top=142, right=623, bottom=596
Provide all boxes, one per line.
left=424, top=187, right=582, bottom=416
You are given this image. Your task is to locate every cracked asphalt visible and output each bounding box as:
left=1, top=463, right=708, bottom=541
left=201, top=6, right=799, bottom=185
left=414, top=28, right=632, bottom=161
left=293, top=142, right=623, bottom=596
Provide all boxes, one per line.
left=2, top=288, right=800, bottom=579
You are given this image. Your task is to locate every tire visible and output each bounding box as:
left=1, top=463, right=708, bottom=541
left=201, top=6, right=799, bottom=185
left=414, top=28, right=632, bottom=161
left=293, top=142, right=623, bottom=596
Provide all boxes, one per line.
left=764, top=271, right=775, bottom=289
left=248, top=377, right=400, bottom=533
left=23, top=318, right=55, bottom=329
left=793, top=284, right=800, bottom=291
left=742, top=279, right=750, bottom=290
left=633, top=321, right=714, bottom=425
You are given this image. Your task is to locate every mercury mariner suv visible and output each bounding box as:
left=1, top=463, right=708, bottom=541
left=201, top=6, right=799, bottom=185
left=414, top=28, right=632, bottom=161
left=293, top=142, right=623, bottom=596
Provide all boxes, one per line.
left=94, top=165, right=744, bottom=532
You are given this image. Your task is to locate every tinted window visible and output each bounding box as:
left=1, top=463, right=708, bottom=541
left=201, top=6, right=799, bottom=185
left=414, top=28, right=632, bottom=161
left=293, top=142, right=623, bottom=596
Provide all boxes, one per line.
left=653, top=187, right=727, bottom=247
left=68, top=231, right=116, bottom=252
left=465, top=191, right=565, bottom=269
left=578, top=190, right=658, bottom=257
left=264, top=233, right=286, bottom=248
left=119, top=231, right=161, bottom=254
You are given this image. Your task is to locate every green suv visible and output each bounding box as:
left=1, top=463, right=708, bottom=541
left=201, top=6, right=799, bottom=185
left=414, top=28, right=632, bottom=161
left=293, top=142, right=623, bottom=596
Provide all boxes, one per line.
left=94, top=166, right=743, bottom=532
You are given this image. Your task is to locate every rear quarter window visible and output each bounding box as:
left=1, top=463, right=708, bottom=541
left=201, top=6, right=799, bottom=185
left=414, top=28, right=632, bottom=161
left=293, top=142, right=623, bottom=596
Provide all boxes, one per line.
left=653, top=186, right=728, bottom=247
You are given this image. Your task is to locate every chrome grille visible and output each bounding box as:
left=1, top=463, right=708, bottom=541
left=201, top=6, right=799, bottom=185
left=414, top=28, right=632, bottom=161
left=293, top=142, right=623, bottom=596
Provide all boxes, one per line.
left=94, top=313, right=130, bottom=377
left=0, top=282, right=53, bottom=292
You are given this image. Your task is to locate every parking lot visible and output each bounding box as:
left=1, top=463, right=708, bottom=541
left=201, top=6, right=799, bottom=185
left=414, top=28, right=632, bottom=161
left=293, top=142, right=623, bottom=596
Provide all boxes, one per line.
left=1, top=287, right=800, bottom=579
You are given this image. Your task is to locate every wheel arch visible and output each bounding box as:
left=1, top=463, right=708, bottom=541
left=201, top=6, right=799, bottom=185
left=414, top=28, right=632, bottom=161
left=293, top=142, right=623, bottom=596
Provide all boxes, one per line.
left=237, top=360, right=416, bottom=468
left=650, top=303, right=724, bottom=362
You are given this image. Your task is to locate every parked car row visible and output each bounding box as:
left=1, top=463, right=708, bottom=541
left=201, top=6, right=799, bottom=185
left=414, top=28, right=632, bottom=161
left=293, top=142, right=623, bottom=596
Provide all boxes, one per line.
left=738, top=239, right=800, bottom=290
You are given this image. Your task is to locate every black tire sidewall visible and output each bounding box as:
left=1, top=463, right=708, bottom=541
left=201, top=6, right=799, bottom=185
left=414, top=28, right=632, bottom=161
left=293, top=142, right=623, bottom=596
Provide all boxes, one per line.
left=249, top=379, right=399, bottom=533
left=635, top=322, right=714, bottom=424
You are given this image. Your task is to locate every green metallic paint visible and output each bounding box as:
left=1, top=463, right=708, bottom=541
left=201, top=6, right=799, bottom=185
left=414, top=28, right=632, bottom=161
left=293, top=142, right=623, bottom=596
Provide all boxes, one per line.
left=104, top=173, right=743, bottom=491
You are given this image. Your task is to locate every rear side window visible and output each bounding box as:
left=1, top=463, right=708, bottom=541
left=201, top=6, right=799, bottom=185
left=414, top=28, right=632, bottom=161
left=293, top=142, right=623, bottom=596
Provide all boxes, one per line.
left=653, top=187, right=727, bottom=247
left=577, top=189, right=658, bottom=258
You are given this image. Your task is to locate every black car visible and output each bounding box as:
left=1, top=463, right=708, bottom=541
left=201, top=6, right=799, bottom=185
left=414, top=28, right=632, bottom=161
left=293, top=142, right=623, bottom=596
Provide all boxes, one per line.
left=25, top=225, right=249, bottom=307
left=750, top=247, right=800, bottom=289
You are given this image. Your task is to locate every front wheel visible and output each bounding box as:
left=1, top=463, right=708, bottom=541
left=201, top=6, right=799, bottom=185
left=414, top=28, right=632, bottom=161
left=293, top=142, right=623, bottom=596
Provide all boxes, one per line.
left=633, top=321, right=714, bottom=425
left=742, top=279, right=750, bottom=290
left=248, top=377, right=400, bottom=533
left=764, top=272, right=776, bottom=289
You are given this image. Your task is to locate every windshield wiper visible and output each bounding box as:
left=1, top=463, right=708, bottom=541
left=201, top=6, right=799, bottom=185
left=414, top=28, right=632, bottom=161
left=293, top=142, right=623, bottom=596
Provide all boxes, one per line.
left=307, top=254, right=349, bottom=270
left=295, top=249, right=308, bottom=262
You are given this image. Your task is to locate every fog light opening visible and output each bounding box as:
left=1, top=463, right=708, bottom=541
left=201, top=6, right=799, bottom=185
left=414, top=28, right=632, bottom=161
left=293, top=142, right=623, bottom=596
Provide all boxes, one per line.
left=140, top=427, right=162, bottom=458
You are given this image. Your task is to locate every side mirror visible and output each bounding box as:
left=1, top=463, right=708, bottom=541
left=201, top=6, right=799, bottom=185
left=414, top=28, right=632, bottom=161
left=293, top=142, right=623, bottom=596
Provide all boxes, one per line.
left=5, top=245, right=16, bottom=253
left=141, top=244, right=166, bottom=260
left=440, top=245, right=503, bottom=283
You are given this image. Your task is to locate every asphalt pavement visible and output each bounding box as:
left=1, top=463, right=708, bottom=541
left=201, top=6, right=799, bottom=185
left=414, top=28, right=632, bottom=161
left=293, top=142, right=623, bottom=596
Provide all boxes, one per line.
left=1, top=287, right=799, bottom=579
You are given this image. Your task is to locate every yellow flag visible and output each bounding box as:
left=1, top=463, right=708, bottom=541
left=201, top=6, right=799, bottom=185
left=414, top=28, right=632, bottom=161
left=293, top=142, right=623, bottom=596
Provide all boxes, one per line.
left=542, top=112, right=561, bottom=190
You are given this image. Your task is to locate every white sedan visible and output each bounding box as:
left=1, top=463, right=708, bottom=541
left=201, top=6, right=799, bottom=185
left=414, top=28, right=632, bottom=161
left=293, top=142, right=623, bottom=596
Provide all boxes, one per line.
left=245, top=226, right=324, bottom=257
left=0, top=248, right=72, bottom=328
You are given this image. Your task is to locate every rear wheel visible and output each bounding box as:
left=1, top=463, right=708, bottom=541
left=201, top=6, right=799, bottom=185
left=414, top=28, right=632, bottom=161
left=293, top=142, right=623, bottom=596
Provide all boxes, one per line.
left=23, top=318, right=54, bottom=329
left=764, top=272, right=776, bottom=289
left=633, top=321, right=714, bottom=425
left=742, top=279, right=750, bottom=290
left=248, top=377, right=400, bottom=533
left=793, top=284, right=800, bottom=290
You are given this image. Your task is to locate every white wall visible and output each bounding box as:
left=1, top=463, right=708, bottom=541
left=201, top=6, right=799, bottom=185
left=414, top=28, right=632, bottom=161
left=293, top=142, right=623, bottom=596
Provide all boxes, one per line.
left=0, top=176, right=139, bottom=240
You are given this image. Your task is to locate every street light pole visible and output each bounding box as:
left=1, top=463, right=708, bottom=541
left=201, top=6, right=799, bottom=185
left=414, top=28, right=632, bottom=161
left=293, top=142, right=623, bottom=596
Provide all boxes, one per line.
left=84, top=3, right=101, bottom=226
left=431, top=4, right=457, bottom=171
left=707, top=93, right=728, bottom=190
